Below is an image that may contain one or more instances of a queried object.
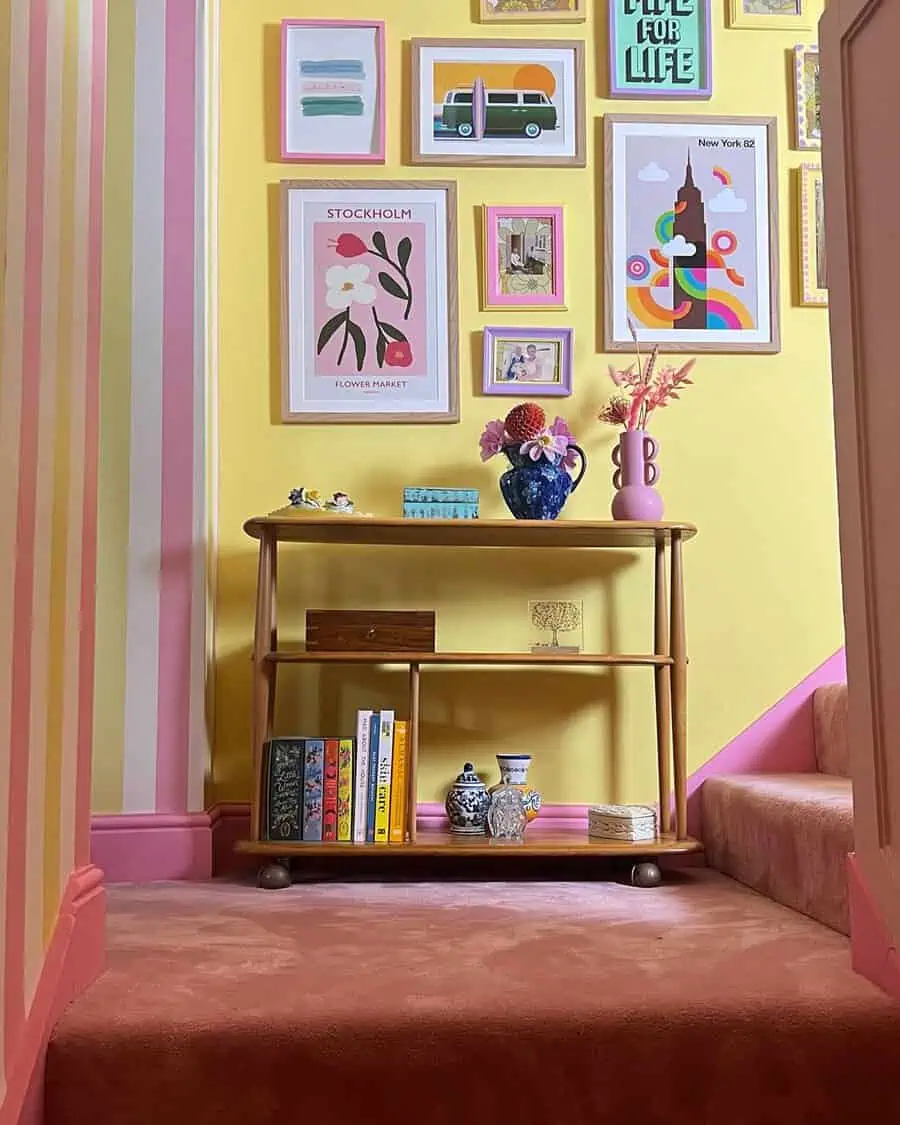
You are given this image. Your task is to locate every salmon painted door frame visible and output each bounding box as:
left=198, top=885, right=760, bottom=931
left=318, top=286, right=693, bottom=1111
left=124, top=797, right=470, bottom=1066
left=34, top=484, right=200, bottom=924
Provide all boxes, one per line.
left=820, top=0, right=900, bottom=995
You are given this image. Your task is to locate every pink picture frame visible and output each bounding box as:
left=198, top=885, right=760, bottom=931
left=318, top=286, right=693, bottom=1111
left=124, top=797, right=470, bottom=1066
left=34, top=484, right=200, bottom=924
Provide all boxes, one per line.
left=281, top=20, right=386, bottom=164
left=482, top=205, right=565, bottom=309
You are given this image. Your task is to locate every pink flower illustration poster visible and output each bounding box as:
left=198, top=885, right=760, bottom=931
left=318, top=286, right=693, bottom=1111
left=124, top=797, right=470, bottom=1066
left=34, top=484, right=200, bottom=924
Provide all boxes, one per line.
left=282, top=183, right=459, bottom=422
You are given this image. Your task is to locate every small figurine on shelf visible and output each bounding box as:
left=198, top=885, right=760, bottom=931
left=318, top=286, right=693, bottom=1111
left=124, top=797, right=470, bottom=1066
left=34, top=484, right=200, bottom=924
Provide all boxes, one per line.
left=324, top=491, right=355, bottom=513
left=287, top=488, right=372, bottom=516
left=288, top=487, right=324, bottom=510
left=487, top=786, right=528, bottom=842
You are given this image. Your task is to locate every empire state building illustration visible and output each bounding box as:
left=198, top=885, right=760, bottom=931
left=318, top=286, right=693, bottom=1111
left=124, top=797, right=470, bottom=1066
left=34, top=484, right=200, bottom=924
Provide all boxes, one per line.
left=672, top=151, right=708, bottom=331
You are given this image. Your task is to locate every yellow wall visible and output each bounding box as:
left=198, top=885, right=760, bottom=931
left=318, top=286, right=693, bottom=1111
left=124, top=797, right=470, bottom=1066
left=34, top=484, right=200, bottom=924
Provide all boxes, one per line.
left=214, top=0, right=841, bottom=807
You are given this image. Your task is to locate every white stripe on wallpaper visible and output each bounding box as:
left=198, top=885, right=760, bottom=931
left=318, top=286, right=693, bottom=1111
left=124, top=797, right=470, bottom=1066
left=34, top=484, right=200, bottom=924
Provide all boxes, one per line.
left=121, top=0, right=165, bottom=813
left=58, top=0, right=94, bottom=887
left=24, top=0, right=66, bottom=1008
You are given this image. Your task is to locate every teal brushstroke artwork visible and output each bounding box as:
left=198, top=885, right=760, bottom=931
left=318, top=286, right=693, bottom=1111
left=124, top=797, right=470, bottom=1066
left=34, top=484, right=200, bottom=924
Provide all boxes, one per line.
left=301, top=97, right=365, bottom=117
left=300, top=59, right=366, bottom=78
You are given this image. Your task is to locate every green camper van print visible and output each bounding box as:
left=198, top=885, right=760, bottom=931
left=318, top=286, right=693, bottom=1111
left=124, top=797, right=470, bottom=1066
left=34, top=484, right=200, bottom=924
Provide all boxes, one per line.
left=440, top=88, right=558, bottom=139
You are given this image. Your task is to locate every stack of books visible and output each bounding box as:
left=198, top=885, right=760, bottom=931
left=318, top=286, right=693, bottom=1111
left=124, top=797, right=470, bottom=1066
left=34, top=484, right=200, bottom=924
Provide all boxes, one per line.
left=261, top=710, right=409, bottom=844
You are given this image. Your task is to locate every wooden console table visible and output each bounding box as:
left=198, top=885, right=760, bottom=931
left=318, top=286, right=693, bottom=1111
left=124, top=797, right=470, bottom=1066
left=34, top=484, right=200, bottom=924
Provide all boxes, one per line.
left=236, top=510, right=701, bottom=886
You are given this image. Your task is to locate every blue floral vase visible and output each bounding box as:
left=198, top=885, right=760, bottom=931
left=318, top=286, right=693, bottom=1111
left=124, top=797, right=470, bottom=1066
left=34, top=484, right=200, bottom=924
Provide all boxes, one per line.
left=499, top=443, right=587, bottom=520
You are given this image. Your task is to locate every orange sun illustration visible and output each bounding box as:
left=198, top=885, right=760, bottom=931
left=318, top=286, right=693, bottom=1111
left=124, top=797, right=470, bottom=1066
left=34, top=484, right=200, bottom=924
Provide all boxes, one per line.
left=513, top=65, right=556, bottom=97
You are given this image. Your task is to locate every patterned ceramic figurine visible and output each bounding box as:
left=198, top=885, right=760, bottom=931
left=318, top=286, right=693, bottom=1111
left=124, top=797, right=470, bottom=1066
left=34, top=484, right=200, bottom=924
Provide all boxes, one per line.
left=445, top=762, right=490, bottom=835
left=289, top=487, right=324, bottom=509
left=489, top=753, right=542, bottom=822
left=487, top=786, right=528, bottom=841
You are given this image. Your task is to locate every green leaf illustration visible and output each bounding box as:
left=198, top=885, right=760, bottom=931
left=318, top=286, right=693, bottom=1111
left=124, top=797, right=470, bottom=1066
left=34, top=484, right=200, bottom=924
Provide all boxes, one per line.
left=376, top=333, right=386, bottom=368
left=379, top=320, right=407, bottom=342
left=316, top=310, right=346, bottom=354
left=378, top=272, right=407, bottom=301
left=347, top=319, right=366, bottom=372
left=397, top=237, right=412, bottom=270
left=371, top=230, right=387, bottom=256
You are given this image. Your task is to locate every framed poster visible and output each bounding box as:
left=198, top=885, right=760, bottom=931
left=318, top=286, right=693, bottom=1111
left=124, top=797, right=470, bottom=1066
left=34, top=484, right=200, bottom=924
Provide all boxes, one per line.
left=281, top=20, right=386, bottom=163
left=410, top=38, right=585, bottom=167
left=798, top=163, right=827, bottom=306
left=480, top=0, right=586, bottom=21
left=482, top=326, right=573, bottom=396
left=603, top=114, right=780, bottom=354
left=609, top=0, right=713, bottom=99
left=281, top=181, right=459, bottom=423
left=726, top=0, right=812, bottom=30
left=482, top=205, right=565, bottom=309
left=792, top=45, right=821, bottom=150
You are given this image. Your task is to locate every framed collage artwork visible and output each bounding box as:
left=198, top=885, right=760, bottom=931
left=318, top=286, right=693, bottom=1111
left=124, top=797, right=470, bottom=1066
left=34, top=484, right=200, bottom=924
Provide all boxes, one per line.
left=482, top=327, right=573, bottom=396
left=480, top=0, right=586, bottom=21
left=603, top=114, right=780, bottom=354
left=792, top=45, right=821, bottom=151
left=280, top=181, right=459, bottom=423
left=798, top=163, right=827, bottom=307
left=280, top=20, right=386, bottom=163
left=726, top=0, right=812, bottom=30
left=482, top=205, right=565, bottom=309
left=410, top=38, right=586, bottom=167
left=608, top=0, right=712, bottom=99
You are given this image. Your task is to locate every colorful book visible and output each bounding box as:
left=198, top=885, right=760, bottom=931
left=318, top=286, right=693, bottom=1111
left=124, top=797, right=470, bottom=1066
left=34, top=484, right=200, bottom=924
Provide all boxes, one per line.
left=262, top=738, right=304, bottom=842
left=353, top=710, right=372, bottom=843
left=322, top=739, right=339, bottom=842
left=374, top=710, right=395, bottom=843
left=337, top=738, right=354, bottom=842
left=301, top=739, right=325, bottom=841
left=365, top=712, right=380, bottom=843
left=389, top=721, right=409, bottom=844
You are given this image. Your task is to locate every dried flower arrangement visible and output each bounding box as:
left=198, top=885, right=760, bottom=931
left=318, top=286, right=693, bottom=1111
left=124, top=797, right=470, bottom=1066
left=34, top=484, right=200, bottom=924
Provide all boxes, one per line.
left=598, top=320, right=696, bottom=432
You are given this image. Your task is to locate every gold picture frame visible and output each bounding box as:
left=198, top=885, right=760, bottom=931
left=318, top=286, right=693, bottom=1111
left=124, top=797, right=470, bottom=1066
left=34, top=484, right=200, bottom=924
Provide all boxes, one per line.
left=798, top=163, right=827, bottom=307
left=727, top=0, right=812, bottom=30
left=792, top=44, right=821, bottom=150
left=480, top=0, right=586, bottom=22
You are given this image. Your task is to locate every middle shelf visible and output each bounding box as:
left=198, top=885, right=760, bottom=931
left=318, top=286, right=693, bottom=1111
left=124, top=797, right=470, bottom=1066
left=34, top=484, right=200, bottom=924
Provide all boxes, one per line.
left=264, top=650, right=674, bottom=667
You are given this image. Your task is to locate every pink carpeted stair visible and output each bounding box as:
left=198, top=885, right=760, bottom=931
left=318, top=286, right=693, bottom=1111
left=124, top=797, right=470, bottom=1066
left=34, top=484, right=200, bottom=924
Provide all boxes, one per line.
left=702, top=684, right=853, bottom=934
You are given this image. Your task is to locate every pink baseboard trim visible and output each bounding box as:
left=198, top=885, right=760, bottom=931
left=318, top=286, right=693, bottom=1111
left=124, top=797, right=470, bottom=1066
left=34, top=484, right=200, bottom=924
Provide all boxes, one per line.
left=0, top=865, right=105, bottom=1125
left=685, top=647, right=846, bottom=838
left=847, top=852, right=900, bottom=1000
left=91, top=812, right=212, bottom=882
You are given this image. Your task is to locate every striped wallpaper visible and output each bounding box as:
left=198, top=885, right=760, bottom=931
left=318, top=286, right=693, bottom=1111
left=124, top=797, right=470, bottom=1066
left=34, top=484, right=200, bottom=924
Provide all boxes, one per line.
left=91, top=0, right=209, bottom=818
left=0, top=0, right=107, bottom=1104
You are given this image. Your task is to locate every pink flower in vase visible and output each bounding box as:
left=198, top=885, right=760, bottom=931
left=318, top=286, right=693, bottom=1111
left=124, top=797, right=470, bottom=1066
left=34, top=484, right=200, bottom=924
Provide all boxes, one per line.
left=548, top=416, right=579, bottom=469
left=480, top=419, right=507, bottom=462
left=520, top=431, right=569, bottom=463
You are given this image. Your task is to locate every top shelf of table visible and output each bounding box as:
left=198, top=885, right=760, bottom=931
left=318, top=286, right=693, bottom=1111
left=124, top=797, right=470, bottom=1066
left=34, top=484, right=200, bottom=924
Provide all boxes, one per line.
left=244, top=509, right=697, bottom=549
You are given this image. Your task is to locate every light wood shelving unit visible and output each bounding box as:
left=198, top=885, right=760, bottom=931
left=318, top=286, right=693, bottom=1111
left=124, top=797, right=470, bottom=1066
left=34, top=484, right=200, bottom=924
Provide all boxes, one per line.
left=236, top=509, right=702, bottom=885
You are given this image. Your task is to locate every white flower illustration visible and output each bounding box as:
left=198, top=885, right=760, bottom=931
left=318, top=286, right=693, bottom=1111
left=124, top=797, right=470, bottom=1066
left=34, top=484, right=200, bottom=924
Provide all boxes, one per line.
left=325, top=263, right=376, bottom=309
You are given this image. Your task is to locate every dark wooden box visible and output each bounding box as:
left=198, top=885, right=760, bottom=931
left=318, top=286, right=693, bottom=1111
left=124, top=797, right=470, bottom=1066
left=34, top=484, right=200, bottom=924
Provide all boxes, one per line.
left=305, top=610, right=436, bottom=653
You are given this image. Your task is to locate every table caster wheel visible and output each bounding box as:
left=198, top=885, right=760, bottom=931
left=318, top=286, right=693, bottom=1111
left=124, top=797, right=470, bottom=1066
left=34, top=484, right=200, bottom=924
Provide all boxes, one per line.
left=258, top=860, right=292, bottom=890
left=631, top=861, right=662, bottom=888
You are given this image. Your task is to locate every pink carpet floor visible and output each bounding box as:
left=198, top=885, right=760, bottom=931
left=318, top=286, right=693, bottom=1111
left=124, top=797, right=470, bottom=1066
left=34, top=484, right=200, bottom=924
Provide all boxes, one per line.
left=46, top=868, right=900, bottom=1125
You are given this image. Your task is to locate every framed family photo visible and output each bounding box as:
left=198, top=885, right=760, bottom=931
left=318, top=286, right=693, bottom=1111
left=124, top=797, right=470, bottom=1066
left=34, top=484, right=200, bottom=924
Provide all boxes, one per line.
left=726, top=0, right=812, bottom=29
left=603, top=114, right=780, bottom=354
left=482, top=205, right=565, bottom=309
left=792, top=45, right=821, bottom=150
left=798, top=163, right=827, bottom=306
left=480, top=0, right=587, bottom=22
left=483, top=326, right=573, bottom=396
left=280, top=20, right=386, bottom=163
left=410, top=38, right=586, bottom=167
left=281, top=181, right=459, bottom=423
left=609, top=0, right=713, bottom=99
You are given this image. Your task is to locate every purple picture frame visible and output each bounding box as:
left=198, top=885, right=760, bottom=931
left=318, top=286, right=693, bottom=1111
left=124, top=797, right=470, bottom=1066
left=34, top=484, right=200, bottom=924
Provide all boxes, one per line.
left=608, top=0, right=713, bottom=100
left=482, top=326, right=573, bottom=397
left=281, top=19, right=386, bottom=163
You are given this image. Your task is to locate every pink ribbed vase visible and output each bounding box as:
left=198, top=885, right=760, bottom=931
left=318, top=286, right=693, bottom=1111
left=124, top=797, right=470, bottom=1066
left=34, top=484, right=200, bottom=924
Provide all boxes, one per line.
left=610, top=429, right=664, bottom=521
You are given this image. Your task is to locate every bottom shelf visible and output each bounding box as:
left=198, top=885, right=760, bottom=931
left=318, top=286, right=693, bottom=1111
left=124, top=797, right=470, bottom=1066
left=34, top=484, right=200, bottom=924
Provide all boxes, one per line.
left=235, top=831, right=703, bottom=858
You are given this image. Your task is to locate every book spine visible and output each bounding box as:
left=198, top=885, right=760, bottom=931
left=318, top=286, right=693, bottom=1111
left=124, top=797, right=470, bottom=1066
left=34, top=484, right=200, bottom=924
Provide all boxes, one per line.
left=301, top=739, right=325, bottom=841
left=365, top=712, right=380, bottom=843
left=389, top=721, right=408, bottom=843
left=337, top=738, right=354, bottom=842
left=322, top=739, right=340, bottom=842
left=263, top=738, right=304, bottom=842
left=374, top=710, right=395, bottom=843
left=353, top=710, right=372, bottom=843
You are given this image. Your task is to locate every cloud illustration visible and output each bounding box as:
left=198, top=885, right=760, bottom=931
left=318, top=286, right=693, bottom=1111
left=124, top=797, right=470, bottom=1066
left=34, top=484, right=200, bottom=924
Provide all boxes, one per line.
left=708, top=187, right=748, bottom=214
left=660, top=235, right=697, bottom=259
left=637, top=161, right=669, bottom=182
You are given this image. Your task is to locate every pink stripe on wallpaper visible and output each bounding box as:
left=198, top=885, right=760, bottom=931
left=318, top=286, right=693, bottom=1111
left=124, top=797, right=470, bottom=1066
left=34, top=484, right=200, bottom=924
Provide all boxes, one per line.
left=156, top=0, right=197, bottom=814
left=74, top=0, right=106, bottom=867
left=5, top=0, right=49, bottom=1061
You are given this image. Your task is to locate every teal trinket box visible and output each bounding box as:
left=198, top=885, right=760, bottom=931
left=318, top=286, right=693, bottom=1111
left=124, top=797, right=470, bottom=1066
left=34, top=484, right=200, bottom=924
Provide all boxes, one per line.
left=402, top=487, right=479, bottom=520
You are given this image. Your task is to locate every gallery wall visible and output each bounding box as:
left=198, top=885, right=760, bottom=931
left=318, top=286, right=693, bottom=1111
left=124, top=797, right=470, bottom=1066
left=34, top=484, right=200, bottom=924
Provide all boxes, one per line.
left=213, top=0, right=842, bottom=810
left=0, top=0, right=107, bottom=1114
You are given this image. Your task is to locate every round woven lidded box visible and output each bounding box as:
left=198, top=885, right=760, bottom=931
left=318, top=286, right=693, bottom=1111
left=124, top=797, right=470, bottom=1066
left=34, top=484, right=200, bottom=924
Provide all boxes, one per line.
left=588, top=804, right=658, bottom=842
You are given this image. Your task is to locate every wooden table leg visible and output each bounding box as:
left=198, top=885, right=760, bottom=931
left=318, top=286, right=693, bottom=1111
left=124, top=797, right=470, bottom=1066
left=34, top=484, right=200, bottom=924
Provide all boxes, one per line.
left=670, top=530, right=688, bottom=840
left=266, top=542, right=278, bottom=735
left=654, top=538, right=672, bottom=836
left=250, top=529, right=276, bottom=842
left=407, top=662, right=421, bottom=844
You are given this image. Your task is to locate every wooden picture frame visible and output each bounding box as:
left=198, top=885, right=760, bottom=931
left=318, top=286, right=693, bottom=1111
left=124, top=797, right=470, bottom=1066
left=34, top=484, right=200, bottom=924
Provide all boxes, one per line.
left=280, top=20, right=386, bottom=163
left=792, top=44, right=821, bottom=150
left=609, top=0, right=713, bottom=99
left=479, top=0, right=586, bottom=21
left=798, top=163, right=827, bottom=306
left=482, top=326, right=573, bottom=397
left=410, top=38, right=585, bottom=168
left=603, top=113, right=781, bottom=354
left=726, top=0, right=812, bottom=30
left=482, top=205, right=565, bottom=310
left=280, top=180, right=459, bottom=423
